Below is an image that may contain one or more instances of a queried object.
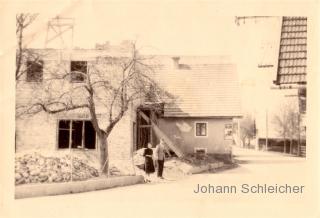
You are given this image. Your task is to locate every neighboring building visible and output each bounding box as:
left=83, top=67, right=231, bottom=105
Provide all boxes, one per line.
left=273, top=16, right=307, bottom=156
left=252, top=17, right=307, bottom=156
left=15, top=47, right=241, bottom=172
left=274, top=17, right=307, bottom=86
left=234, top=16, right=307, bottom=156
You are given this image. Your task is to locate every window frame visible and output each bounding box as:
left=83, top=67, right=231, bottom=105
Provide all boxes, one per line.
left=194, top=147, right=207, bottom=154
left=56, top=119, right=97, bottom=150
left=26, top=59, right=44, bottom=82
left=224, top=123, right=233, bottom=140
left=70, top=61, right=88, bottom=83
left=194, top=121, right=208, bottom=137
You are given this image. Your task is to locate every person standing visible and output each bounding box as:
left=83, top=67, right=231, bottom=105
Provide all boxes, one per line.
left=155, top=138, right=166, bottom=179
left=143, top=143, right=155, bottom=182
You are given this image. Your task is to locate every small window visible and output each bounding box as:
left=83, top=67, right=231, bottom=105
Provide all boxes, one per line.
left=58, top=120, right=96, bottom=149
left=195, top=122, right=207, bottom=137
left=70, top=61, right=87, bottom=82
left=26, top=60, right=43, bottom=82
left=225, top=124, right=233, bottom=139
left=194, top=147, right=207, bottom=154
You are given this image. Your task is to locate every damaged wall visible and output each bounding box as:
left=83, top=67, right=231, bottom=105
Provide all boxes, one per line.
left=16, top=106, right=136, bottom=173
left=16, top=49, right=137, bottom=164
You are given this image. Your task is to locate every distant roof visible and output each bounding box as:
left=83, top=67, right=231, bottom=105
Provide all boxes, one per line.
left=274, top=17, right=307, bottom=85
left=152, top=56, right=242, bottom=117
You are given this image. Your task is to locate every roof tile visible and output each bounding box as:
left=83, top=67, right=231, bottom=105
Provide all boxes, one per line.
left=275, top=16, right=307, bottom=85
left=151, top=56, right=241, bottom=117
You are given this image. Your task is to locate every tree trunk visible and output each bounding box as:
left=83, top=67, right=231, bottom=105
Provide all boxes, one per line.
left=98, top=133, right=109, bottom=175
left=16, top=27, right=23, bottom=80
left=241, top=137, right=246, bottom=148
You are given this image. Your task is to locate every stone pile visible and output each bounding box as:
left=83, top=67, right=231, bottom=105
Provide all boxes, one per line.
left=15, top=152, right=99, bottom=185
left=182, top=153, right=219, bottom=166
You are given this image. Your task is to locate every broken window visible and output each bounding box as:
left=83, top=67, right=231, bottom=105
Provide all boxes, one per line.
left=26, top=60, right=43, bottom=82
left=70, top=61, right=87, bottom=82
left=195, top=122, right=207, bottom=137
left=58, top=120, right=70, bottom=149
left=58, top=120, right=96, bottom=149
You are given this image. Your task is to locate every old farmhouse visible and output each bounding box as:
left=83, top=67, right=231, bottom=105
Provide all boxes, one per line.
left=16, top=45, right=241, bottom=173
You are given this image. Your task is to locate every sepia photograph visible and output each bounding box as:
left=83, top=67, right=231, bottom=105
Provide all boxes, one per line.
left=0, top=1, right=319, bottom=218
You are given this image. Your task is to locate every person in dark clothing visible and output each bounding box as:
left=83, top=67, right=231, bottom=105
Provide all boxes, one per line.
left=143, top=143, right=155, bottom=182
left=155, top=138, right=166, bottom=179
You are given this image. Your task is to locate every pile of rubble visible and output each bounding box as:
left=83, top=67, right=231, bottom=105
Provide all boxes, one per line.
left=15, top=152, right=99, bottom=185
left=181, top=153, right=220, bottom=166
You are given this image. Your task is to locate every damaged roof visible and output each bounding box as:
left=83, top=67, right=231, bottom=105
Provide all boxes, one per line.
left=26, top=48, right=241, bottom=118
left=152, top=56, right=242, bottom=117
left=274, top=16, right=307, bottom=85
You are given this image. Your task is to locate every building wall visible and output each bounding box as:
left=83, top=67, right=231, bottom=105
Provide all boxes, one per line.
left=16, top=112, right=57, bottom=152
left=158, top=117, right=233, bottom=154
left=15, top=49, right=136, bottom=173
left=16, top=109, right=135, bottom=167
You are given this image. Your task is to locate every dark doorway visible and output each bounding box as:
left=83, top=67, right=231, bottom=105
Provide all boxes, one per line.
left=136, top=109, right=152, bottom=150
left=136, top=105, right=164, bottom=150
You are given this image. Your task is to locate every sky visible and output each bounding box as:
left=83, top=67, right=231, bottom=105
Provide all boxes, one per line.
left=22, top=2, right=281, bottom=55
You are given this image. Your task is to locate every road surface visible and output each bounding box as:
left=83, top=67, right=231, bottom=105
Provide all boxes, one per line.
left=7, top=147, right=319, bottom=218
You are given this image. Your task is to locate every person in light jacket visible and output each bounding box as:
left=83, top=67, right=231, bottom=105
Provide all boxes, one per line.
left=155, top=138, right=166, bottom=179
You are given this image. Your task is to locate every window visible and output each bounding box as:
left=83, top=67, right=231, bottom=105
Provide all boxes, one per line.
left=194, top=147, right=207, bottom=154
left=225, top=124, right=233, bottom=140
left=26, top=60, right=43, bottom=82
left=194, top=147, right=207, bottom=159
left=195, top=122, right=207, bottom=137
left=70, top=61, right=87, bottom=82
left=58, top=120, right=96, bottom=149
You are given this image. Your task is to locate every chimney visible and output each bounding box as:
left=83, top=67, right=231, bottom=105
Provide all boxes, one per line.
left=172, top=56, right=180, bottom=69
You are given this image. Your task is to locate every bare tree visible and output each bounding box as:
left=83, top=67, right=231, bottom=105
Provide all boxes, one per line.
left=239, top=114, right=256, bottom=148
left=16, top=13, right=38, bottom=80
left=272, top=102, right=300, bottom=153
left=16, top=43, right=174, bottom=174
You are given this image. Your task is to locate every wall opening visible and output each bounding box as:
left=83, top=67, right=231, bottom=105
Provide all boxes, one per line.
left=58, top=120, right=96, bottom=149
left=70, top=61, right=87, bottom=82
left=26, top=60, right=43, bottom=82
left=136, top=104, right=164, bottom=150
left=136, top=109, right=152, bottom=150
